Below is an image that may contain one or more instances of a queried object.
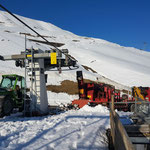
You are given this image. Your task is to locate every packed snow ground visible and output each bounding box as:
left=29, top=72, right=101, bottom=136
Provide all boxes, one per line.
left=0, top=105, right=132, bottom=150
left=0, top=105, right=110, bottom=150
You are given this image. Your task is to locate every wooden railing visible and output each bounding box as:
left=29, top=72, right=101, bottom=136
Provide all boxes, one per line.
left=110, top=95, right=135, bottom=150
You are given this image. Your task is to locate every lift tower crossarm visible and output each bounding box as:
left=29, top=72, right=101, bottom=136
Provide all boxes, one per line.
left=0, top=53, right=61, bottom=61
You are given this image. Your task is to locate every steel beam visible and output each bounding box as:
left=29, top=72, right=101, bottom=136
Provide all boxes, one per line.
left=0, top=53, right=61, bottom=61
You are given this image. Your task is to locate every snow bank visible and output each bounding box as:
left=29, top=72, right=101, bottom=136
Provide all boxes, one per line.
left=47, top=91, right=78, bottom=105
left=79, top=104, right=109, bottom=114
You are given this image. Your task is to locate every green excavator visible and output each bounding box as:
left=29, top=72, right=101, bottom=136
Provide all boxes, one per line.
left=0, top=74, right=26, bottom=117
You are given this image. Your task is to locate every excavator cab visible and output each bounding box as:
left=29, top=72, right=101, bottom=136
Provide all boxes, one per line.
left=0, top=74, right=25, bottom=90
left=0, top=74, right=25, bottom=117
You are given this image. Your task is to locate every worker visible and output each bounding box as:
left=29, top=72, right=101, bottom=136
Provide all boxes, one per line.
left=15, top=85, right=22, bottom=100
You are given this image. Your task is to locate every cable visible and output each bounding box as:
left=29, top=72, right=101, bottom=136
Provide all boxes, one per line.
left=0, top=11, right=30, bottom=34
left=0, top=4, right=48, bottom=42
left=0, top=4, right=77, bottom=62
left=0, top=12, right=51, bottom=51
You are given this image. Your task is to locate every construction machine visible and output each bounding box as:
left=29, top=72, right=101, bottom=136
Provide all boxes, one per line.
left=132, top=86, right=150, bottom=101
left=72, top=71, right=118, bottom=109
left=0, top=74, right=27, bottom=117
left=72, top=71, right=150, bottom=111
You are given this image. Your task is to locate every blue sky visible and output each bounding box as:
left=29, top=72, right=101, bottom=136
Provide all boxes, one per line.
left=0, top=0, right=150, bottom=52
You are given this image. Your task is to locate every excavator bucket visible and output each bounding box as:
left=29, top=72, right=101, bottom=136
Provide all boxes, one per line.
left=72, top=99, right=89, bottom=109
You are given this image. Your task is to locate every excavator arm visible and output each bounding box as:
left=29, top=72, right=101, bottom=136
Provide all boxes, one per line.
left=132, top=86, right=145, bottom=100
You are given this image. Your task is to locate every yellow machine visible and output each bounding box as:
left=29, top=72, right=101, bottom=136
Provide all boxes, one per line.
left=132, top=86, right=145, bottom=100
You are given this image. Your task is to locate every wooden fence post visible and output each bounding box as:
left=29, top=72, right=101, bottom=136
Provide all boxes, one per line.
left=111, top=95, right=114, bottom=111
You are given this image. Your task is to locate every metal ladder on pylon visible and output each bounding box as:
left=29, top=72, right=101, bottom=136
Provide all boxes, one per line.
left=25, top=47, right=43, bottom=115
left=24, top=36, right=32, bottom=117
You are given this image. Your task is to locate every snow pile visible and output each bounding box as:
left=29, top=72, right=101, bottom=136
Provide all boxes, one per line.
left=79, top=104, right=109, bottom=114
left=116, top=110, right=133, bottom=117
left=115, top=110, right=133, bottom=125
left=47, top=91, right=78, bottom=106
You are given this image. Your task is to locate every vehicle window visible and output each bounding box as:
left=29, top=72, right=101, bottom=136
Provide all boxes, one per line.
left=16, top=80, right=21, bottom=87
left=1, top=78, right=12, bottom=88
left=21, top=78, right=25, bottom=88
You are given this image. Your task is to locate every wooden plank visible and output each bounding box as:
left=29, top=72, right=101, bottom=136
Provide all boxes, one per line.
left=111, top=95, right=114, bottom=111
left=124, top=124, right=150, bottom=133
left=28, top=39, right=65, bottom=47
left=130, top=137, right=150, bottom=144
left=110, top=108, right=135, bottom=150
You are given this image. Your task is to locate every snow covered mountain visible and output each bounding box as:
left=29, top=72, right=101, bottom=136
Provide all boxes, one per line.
left=0, top=10, right=150, bottom=90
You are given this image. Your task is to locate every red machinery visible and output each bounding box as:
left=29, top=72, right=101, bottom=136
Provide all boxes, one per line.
left=72, top=71, right=150, bottom=111
left=72, top=71, right=120, bottom=108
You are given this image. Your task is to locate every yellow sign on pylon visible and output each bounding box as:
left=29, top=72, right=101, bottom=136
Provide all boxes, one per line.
left=50, top=52, right=57, bottom=64
left=27, top=54, right=32, bottom=58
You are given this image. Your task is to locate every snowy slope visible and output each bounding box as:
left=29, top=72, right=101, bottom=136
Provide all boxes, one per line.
left=0, top=10, right=150, bottom=88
